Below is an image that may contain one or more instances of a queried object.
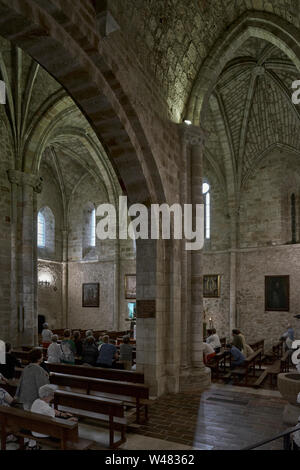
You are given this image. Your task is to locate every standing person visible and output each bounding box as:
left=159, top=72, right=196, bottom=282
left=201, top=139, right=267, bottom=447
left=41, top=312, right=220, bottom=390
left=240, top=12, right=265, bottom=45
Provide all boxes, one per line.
left=119, top=335, right=133, bottom=370
left=47, top=335, right=63, bottom=364
left=0, top=343, right=22, bottom=380
left=16, top=349, right=49, bottom=410
left=41, top=323, right=53, bottom=349
left=82, top=336, right=99, bottom=366
left=60, top=330, right=76, bottom=364
left=96, top=336, right=118, bottom=369
left=206, top=328, right=222, bottom=353
left=232, top=329, right=244, bottom=352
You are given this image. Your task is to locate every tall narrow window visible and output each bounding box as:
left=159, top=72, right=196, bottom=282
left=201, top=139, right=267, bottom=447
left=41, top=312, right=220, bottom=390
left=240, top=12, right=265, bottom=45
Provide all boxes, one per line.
left=38, top=211, right=46, bottom=248
left=91, top=207, right=96, bottom=247
left=203, top=182, right=211, bottom=240
left=291, top=193, right=296, bottom=244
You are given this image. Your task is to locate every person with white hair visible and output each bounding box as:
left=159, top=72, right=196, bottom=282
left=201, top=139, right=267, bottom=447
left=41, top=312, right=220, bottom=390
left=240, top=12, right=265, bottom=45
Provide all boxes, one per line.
left=41, top=323, right=53, bottom=348
left=26, top=384, right=77, bottom=450
left=47, top=335, right=63, bottom=363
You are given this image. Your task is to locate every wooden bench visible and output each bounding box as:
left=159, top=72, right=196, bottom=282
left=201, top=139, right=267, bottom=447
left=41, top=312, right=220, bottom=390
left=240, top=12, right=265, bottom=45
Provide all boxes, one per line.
left=46, top=362, right=144, bottom=384
left=220, top=337, right=227, bottom=349
left=53, top=390, right=126, bottom=448
left=254, top=349, right=291, bottom=388
left=11, top=350, right=32, bottom=364
left=227, top=349, right=263, bottom=386
left=0, top=405, right=94, bottom=450
left=206, top=350, right=229, bottom=378
left=249, top=339, right=265, bottom=354
left=50, top=372, right=150, bottom=424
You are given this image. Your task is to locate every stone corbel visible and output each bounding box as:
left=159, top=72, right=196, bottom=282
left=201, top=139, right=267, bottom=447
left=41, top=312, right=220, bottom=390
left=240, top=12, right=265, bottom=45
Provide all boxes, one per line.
left=7, top=170, right=43, bottom=194
left=94, top=0, right=120, bottom=38
left=178, top=123, right=207, bottom=148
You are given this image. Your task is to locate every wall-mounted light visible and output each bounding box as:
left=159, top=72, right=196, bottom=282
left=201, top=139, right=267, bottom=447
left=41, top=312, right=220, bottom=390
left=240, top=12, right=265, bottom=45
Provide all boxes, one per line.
left=184, top=119, right=192, bottom=126
left=38, top=271, right=53, bottom=288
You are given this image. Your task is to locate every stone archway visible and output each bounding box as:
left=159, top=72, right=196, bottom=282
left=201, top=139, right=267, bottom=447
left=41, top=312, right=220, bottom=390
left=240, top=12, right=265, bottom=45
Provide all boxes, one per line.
left=0, top=0, right=168, bottom=395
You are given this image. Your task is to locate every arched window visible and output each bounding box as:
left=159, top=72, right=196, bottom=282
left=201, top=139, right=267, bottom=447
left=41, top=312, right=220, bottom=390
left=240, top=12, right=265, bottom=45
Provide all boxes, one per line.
left=91, top=207, right=96, bottom=247
left=83, top=203, right=97, bottom=258
left=37, top=207, right=55, bottom=252
left=38, top=211, right=46, bottom=248
left=203, top=182, right=211, bottom=240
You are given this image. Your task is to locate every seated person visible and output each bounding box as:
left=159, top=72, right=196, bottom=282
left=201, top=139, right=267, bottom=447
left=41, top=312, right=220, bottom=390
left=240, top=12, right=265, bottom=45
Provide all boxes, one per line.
left=226, top=343, right=246, bottom=368
left=293, top=392, right=300, bottom=450
left=60, top=330, right=76, bottom=364
left=119, top=335, right=133, bottom=370
left=232, top=329, right=244, bottom=352
left=96, top=335, right=118, bottom=369
left=0, top=386, right=19, bottom=443
left=238, top=330, right=253, bottom=358
left=73, top=331, right=83, bottom=357
left=282, top=325, right=295, bottom=351
left=47, top=335, right=63, bottom=364
left=82, top=336, right=99, bottom=366
left=0, top=342, right=22, bottom=379
left=83, top=330, right=94, bottom=346
left=16, top=348, right=49, bottom=410
left=206, top=328, right=221, bottom=353
left=27, top=384, right=77, bottom=450
left=203, top=342, right=216, bottom=365
left=41, top=323, right=53, bottom=348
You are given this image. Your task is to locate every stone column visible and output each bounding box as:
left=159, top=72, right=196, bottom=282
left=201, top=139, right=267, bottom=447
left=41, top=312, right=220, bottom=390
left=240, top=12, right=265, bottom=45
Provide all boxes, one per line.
left=61, top=228, right=69, bottom=328
left=178, top=124, right=211, bottom=390
left=7, top=170, right=43, bottom=347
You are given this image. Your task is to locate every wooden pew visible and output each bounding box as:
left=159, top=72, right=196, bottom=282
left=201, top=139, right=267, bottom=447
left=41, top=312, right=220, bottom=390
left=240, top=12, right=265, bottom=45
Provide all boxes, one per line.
left=206, top=350, right=229, bottom=378
left=53, top=390, right=126, bottom=448
left=220, top=337, right=227, bottom=349
left=49, top=372, right=150, bottom=424
left=227, top=349, right=263, bottom=386
left=46, top=362, right=144, bottom=384
left=254, top=349, right=291, bottom=388
left=0, top=406, right=94, bottom=450
left=249, top=339, right=265, bottom=354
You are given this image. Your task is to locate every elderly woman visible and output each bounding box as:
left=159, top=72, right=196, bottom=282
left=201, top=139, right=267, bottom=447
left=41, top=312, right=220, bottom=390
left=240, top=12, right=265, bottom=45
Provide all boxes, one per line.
left=47, top=335, right=63, bottom=363
left=26, top=384, right=76, bottom=450
left=16, top=348, right=49, bottom=410
left=41, top=323, right=53, bottom=348
left=119, top=335, right=133, bottom=370
left=82, top=336, right=98, bottom=366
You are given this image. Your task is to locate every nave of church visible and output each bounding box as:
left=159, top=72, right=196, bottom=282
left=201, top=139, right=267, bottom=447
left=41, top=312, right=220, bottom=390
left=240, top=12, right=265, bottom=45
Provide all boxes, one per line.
left=1, top=0, right=300, bottom=452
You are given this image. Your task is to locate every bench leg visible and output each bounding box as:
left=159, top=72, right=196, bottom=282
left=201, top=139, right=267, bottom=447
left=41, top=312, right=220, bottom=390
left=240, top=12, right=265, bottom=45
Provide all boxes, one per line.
left=145, top=404, right=148, bottom=422
left=136, top=398, right=140, bottom=424
left=1, top=428, right=7, bottom=451
left=109, top=416, right=114, bottom=449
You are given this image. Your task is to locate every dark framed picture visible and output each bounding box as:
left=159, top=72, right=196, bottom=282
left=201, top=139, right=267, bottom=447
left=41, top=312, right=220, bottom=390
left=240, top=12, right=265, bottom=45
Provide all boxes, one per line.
left=265, top=276, right=289, bottom=312
left=125, top=274, right=136, bottom=300
left=203, top=275, right=220, bottom=298
left=82, top=283, right=100, bottom=308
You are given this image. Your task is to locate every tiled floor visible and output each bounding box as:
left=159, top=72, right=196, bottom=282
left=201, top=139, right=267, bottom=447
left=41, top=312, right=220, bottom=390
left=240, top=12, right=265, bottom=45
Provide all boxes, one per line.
left=132, top=384, right=288, bottom=450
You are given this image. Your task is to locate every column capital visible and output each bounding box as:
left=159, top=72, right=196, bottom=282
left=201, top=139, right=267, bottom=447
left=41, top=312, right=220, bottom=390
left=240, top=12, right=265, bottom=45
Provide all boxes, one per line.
left=178, top=123, right=206, bottom=147
left=7, top=170, right=43, bottom=194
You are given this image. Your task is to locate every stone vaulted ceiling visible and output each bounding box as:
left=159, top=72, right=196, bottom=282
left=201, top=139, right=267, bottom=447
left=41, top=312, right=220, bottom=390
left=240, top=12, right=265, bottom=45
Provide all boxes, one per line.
left=110, top=0, right=300, bottom=121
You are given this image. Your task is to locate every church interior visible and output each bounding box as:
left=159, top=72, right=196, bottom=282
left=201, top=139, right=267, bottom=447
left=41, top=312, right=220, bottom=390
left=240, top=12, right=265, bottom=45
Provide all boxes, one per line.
left=1, top=0, right=300, bottom=452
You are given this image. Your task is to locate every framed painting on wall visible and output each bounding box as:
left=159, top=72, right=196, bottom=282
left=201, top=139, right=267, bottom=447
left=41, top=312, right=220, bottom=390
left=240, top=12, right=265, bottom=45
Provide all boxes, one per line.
left=203, top=275, right=221, bottom=298
left=265, top=276, right=289, bottom=312
left=82, top=283, right=100, bottom=308
left=125, top=274, right=136, bottom=300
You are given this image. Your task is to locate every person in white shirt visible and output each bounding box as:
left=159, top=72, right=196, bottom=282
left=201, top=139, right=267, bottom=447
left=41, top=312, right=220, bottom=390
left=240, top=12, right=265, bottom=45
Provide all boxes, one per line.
left=47, top=335, right=63, bottom=363
left=41, top=323, right=53, bottom=347
left=206, top=328, right=221, bottom=353
left=203, top=342, right=216, bottom=365
left=27, top=384, right=77, bottom=450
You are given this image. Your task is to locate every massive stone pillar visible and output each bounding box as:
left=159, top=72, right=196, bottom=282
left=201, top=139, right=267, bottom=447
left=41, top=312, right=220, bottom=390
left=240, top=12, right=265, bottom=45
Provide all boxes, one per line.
left=178, top=124, right=211, bottom=391
left=7, top=170, right=43, bottom=347
left=61, top=228, right=68, bottom=328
